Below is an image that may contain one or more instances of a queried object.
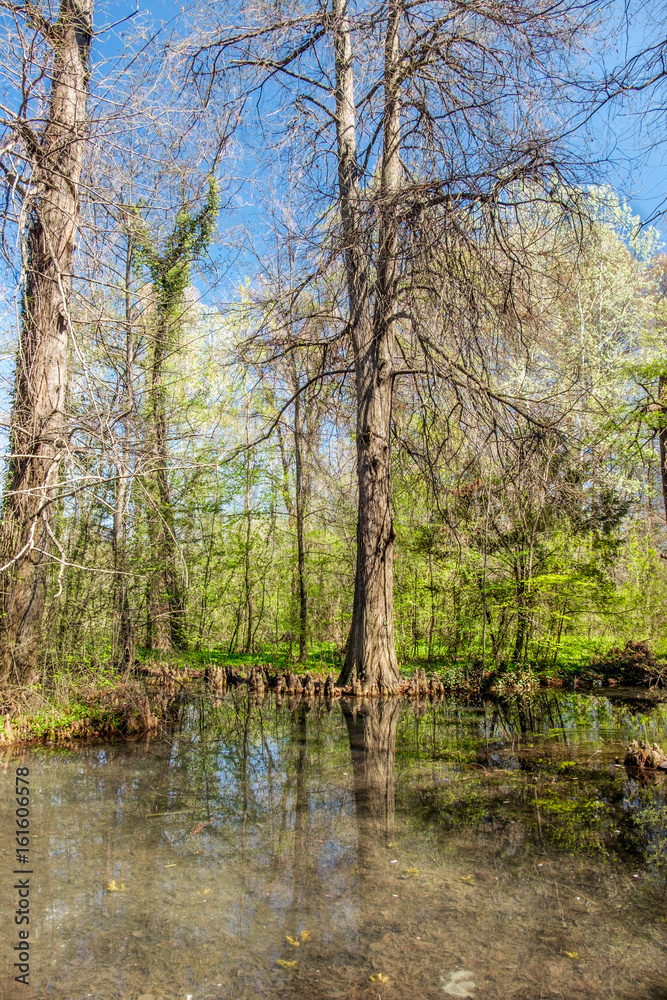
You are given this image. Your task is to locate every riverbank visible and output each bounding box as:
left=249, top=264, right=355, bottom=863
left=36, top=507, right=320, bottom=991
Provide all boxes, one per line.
left=1, top=638, right=666, bottom=746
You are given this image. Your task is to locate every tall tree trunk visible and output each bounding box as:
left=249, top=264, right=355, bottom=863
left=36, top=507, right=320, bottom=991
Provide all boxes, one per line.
left=333, top=0, right=401, bottom=694
left=512, top=570, right=528, bottom=666
left=243, top=410, right=254, bottom=654
left=113, top=237, right=136, bottom=666
left=659, top=374, right=667, bottom=530
left=294, top=382, right=309, bottom=664
left=149, top=309, right=188, bottom=651
left=137, top=184, right=217, bottom=654
left=0, top=0, right=93, bottom=686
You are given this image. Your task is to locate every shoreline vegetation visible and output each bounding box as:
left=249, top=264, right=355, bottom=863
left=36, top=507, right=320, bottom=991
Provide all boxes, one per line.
left=1, top=639, right=665, bottom=747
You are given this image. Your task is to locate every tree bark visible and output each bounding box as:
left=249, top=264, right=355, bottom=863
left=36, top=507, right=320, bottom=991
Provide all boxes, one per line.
left=148, top=307, right=188, bottom=651
left=333, top=0, right=401, bottom=694
left=0, top=0, right=93, bottom=685
left=512, top=570, right=528, bottom=666
left=293, top=381, right=309, bottom=664
left=242, top=407, right=254, bottom=654
left=138, top=185, right=218, bottom=653
left=659, top=374, right=667, bottom=530
left=113, top=235, right=136, bottom=666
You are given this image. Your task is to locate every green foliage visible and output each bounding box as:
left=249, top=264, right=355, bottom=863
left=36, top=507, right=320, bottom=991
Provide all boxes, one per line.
left=131, top=179, right=219, bottom=321
left=23, top=182, right=667, bottom=683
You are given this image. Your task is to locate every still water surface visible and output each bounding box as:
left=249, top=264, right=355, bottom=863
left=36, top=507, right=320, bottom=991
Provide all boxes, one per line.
left=1, top=690, right=667, bottom=1000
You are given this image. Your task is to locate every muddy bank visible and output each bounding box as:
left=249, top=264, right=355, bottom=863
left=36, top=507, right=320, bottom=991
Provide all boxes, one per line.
left=1, top=640, right=666, bottom=747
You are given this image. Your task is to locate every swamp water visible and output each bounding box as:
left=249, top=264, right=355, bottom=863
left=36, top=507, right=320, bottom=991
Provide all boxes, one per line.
left=1, top=690, right=667, bottom=1000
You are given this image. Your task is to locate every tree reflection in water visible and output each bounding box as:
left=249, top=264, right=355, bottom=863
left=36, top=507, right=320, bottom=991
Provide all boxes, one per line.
left=343, top=697, right=400, bottom=841
left=5, top=691, right=667, bottom=1000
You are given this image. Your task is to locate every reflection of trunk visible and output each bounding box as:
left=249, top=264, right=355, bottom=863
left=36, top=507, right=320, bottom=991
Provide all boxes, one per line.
left=293, top=705, right=309, bottom=839
left=343, top=698, right=400, bottom=839
left=0, top=0, right=93, bottom=685
left=333, top=0, right=401, bottom=694
left=343, top=698, right=400, bottom=969
left=290, top=705, right=315, bottom=909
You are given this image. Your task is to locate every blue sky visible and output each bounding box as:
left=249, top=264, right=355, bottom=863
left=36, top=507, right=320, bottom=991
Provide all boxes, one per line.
left=93, top=0, right=667, bottom=233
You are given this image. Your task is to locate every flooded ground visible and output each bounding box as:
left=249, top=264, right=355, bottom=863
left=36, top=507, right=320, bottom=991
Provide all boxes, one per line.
left=1, top=689, right=666, bottom=1000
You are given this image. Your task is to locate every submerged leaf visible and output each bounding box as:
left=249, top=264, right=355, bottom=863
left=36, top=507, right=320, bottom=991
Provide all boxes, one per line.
left=441, top=970, right=476, bottom=997
left=442, top=984, right=475, bottom=998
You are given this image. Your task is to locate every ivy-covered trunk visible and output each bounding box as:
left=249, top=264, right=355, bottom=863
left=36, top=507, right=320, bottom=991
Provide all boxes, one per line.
left=134, top=182, right=219, bottom=653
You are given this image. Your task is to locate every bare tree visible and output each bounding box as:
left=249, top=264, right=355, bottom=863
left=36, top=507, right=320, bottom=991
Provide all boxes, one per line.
left=0, top=0, right=93, bottom=685
left=187, top=0, right=594, bottom=692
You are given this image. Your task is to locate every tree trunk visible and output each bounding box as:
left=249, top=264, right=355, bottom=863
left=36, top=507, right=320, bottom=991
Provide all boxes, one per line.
left=659, top=374, right=667, bottom=529
left=243, top=416, right=254, bottom=655
left=0, top=0, right=93, bottom=686
left=149, top=308, right=188, bottom=651
left=342, top=366, right=399, bottom=691
left=113, top=236, right=136, bottom=666
left=333, top=0, right=401, bottom=694
left=294, top=385, right=309, bottom=664
left=512, top=571, right=528, bottom=666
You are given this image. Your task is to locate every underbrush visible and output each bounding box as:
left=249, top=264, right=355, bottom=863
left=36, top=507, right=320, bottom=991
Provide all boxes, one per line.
left=0, top=664, right=172, bottom=745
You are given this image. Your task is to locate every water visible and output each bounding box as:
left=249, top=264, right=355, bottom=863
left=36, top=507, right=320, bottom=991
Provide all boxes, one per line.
left=1, top=689, right=667, bottom=1000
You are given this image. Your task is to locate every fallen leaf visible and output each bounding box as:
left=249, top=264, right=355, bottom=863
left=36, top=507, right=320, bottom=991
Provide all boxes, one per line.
left=276, top=959, right=297, bottom=969
left=191, top=821, right=212, bottom=836
left=286, top=935, right=300, bottom=947
left=300, top=929, right=311, bottom=942
left=370, top=973, right=391, bottom=984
